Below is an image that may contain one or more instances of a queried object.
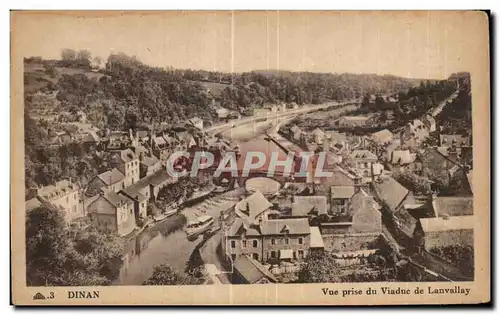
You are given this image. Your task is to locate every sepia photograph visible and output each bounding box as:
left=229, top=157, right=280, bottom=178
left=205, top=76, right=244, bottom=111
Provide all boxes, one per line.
left=11, top=10, right=490, bottom=305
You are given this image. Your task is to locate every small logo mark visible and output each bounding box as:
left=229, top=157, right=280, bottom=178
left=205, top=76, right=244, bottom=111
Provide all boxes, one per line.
left=33, top=292, right=46, bottom=300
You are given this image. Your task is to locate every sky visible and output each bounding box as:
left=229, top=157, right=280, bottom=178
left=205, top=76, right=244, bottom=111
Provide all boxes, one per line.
left=12, top=11, right=487, bottom=79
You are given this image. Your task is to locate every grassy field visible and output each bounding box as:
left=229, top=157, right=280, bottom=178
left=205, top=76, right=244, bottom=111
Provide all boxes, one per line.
left=190, top=80, right=229, bottom=97
left=24, top=62, right=106, bottom=93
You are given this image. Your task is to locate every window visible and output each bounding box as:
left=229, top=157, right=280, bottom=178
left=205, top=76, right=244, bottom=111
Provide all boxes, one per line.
left=271, top=251, right=276, bottom=258
left=271, top=238, right=275, bottom=245
left=293, top=251, right=297, bottom=259
left=252, top=253, right=259, bottom=260
left=231, top=254, right=236, bottom=261
left=230, top=240, right=235, bottom=248
left=285, top=238, right=289, bottom=245
left=298, top=250, right=304, bottom=259
left=74, top=193, right=77, bottom=200
left=242, top=240, right=247, bottom=248
left=298, top=237, right=303, bottom=245
left=253, top=240, right=258, bottom=248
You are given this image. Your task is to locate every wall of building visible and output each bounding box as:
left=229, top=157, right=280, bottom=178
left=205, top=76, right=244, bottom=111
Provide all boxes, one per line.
left=351, top=203, right=382, bottom=234
left=50, top=189, right=82, bottom=222
left=322, top=233, right=381, bottom=252
left=117, top=203, right=137, bottom=236
left=226, top=235, right=263, bottom=262
left=424, top=229, right=474, bottom=251
left=261, top=234, right=310, bottom=262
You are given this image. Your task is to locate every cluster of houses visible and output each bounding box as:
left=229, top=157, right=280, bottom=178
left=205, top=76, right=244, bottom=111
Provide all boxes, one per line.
left=224, top=110, right=473, bottom=283
left=25, top=116, right=233, bottom=236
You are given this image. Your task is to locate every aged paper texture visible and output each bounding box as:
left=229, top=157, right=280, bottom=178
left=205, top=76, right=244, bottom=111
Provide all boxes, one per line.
left=11, top=10, right=490, bottom=305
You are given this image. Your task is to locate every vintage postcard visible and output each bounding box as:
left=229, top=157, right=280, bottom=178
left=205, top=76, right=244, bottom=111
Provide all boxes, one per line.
left=11, top=10, right=490, bottom=305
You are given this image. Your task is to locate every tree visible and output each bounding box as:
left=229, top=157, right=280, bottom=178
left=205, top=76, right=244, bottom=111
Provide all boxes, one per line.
left=394, top=171, right=432, bottom=196
left=143, top=264, right=203, bottom=285
left=61, top=48, right=77, bottom=61
left=297, top=251, right=341, bottom=283
left=26, top=205, right=124, bottom=286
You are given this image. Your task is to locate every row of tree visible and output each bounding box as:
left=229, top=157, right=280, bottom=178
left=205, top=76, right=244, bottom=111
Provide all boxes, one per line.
left=26, top=205, right=123, bottom=286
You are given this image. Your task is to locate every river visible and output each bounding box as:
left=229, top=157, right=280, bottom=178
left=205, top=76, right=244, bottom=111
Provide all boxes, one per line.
left=115, top=120, right=287, bottom=285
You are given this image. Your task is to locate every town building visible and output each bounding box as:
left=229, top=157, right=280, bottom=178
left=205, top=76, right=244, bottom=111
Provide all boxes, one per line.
left=224, top=216, right=311, bottom=263
left=151, top=135, right=172, bottom=166
left=311, top=128, right=326, bottom=144
left=320, top=188, right=382, bottom=252
left=370, top=129, right=393, bottom=146
left=337, top=116, right=372, bottom=128
left=139, top=155, right=162, bottom=178
left=329, top=186, right=356, bottom=215
left=349, top=149, right=379, bottom=178
left=87, top=190, right=136, bottom=236
left=25, top=197, right=42, bottom=212
left=387, top=149, right=421, bottom=174
left=37, top=179, right=84, bottom=222
left=230, top=255, right=278, bottom=284
left=289, top=125, right=303, bottom=142
left=372, top=175, right=417, bottom=237
left=223, top=191, right=311, bottom=263
left=439, top=134, right=471, bottom=147
left=315, top=165, right=363, bottom=191
left=119, top=181, right=150, bottom=221
left=291, top=196, right=328, bottom=217
left=413, top=215, right=474, bottom=251
left=189, top=116, right=204, bottom=130
left=143, top=168, right=177, bottom=200
left=400, top=119, right=429, bottom=147
left=86, top=168, right=125, bottom=196
left=215, top=107, right=230, bottom=119
left=111, top=148, right=140, bottom=187
left=423, top=114, right=437, bottom=133
left=324, top=131, right=348, bottom=153
left=106, top=131, right=131, bottom=150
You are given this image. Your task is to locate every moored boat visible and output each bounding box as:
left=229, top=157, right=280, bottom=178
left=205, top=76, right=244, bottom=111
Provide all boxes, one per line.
left=184, top=215, right=214, bottom=238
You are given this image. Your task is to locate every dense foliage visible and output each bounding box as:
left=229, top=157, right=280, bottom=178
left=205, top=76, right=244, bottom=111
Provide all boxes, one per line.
left=429, top=245, right=474, bottom=276
left=26, top=205, right=123, bottom=286
left=435, top=72, right=472, bottom=136
left=143, top=264, right=204, bottom=285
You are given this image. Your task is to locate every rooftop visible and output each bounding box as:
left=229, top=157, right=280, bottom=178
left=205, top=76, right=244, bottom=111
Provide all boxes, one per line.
left=233, top=255, right=277, bottom=283
left=141, top=155, right=159, bottom=167
left=330, top=186, right=356, bottom=199
left=350, top=149, right=378, bottom=160
left=98, top=168, right=125, bottom=186
left=235, top=191, right=273, bottom=221
left=260, top=218, right=311, bottom=235
left=434, top=196, right=473, bottom=217
left=373, top=176, right=413, bottom=212
left=371, top=129, right=393, bottom=143
left=291, top=196, right=328, bottom=217
left=420, top=215, right=475, bottom=233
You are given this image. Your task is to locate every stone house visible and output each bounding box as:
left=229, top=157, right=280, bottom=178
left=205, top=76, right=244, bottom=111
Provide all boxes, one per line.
left=231, top=255, right=278, bottom=284
left=320, top=188, right=382, bottom=252
left=86, top=168, right=125, bottom=197
left=119, top=181, right=150, bottom=221
left=372, top=175, right=418, bottom=237
left=139, top=155, right=162, bottom=178
left=413, top=215, right=474, bottom=251
left=87, top=191, right=137, bottom=236
left=37, top=179, right=84, bottom=223
left=111, top=148, right=140, bottom=187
